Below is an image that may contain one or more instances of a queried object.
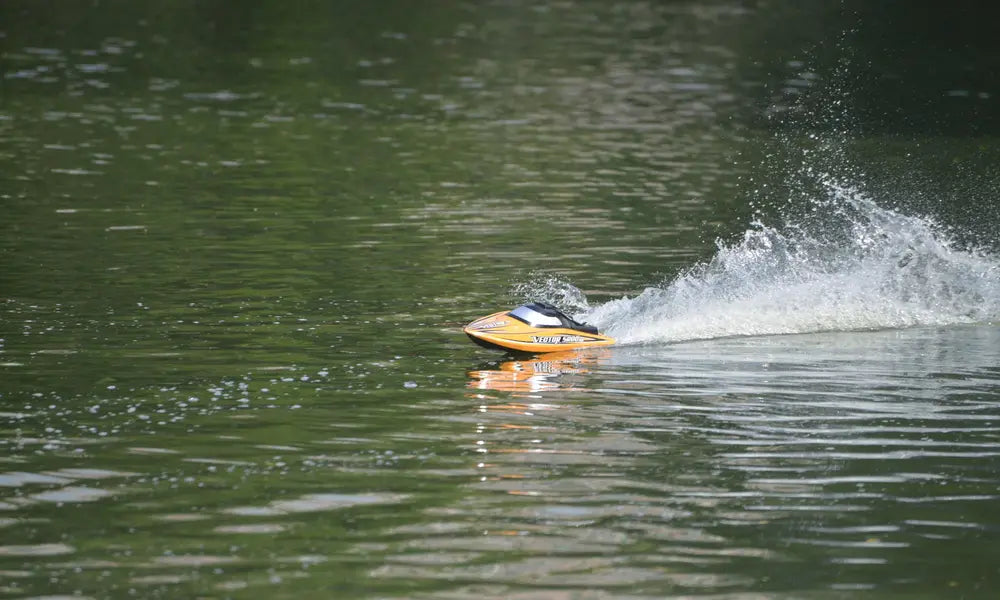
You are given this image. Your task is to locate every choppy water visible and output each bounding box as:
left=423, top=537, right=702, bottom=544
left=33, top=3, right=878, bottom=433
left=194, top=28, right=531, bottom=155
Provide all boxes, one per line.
left=3, top=1, right=1000, bottom=599
left=465, top=324, right=1000, bottom=593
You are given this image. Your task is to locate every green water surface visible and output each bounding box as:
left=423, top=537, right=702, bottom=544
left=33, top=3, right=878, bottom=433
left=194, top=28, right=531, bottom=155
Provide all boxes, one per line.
left=3, top=1, right=1000, bottom=598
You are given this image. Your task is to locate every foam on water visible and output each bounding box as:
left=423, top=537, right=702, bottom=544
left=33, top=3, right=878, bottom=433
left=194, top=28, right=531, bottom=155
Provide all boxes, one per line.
left=522, top=174, right=1000, bottom=345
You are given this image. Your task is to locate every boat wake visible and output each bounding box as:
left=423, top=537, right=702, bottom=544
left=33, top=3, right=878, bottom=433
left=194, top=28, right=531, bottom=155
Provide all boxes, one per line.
left=519, top=174, right=1000, bottom=345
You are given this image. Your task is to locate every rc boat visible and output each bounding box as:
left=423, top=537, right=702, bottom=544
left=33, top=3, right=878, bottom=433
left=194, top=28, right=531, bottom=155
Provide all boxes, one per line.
left=464, top=302, right=615, bottom=353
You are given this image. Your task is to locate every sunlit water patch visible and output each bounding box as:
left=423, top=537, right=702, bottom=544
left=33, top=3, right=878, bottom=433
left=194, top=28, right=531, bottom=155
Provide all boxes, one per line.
left=457, top=325, right=1000, bottom=596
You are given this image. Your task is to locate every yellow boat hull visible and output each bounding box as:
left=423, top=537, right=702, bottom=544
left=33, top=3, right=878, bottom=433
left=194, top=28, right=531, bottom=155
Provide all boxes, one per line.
left=464, top=310, right=615, bottom=353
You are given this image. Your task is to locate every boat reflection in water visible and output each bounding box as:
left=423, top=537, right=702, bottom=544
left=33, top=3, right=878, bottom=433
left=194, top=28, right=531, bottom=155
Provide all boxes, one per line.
left=464, top=349, right=615, bottom=502
left=466, top=349, right=611, bottom=395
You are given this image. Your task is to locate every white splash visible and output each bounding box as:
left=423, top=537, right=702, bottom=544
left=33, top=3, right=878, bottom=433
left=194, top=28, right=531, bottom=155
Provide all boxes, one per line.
left=527, top=176, right=999, bottom=345
left=513, top=275, right=592, bottom=314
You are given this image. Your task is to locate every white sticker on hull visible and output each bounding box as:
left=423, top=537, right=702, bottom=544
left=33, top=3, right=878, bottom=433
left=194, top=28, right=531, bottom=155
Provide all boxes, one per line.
left=531, top=335, right=590, bottom=344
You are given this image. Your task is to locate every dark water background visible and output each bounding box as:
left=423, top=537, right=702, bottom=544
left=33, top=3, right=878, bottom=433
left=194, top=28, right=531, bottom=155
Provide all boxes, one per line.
left=3, top=1, right=1000, bottom=598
